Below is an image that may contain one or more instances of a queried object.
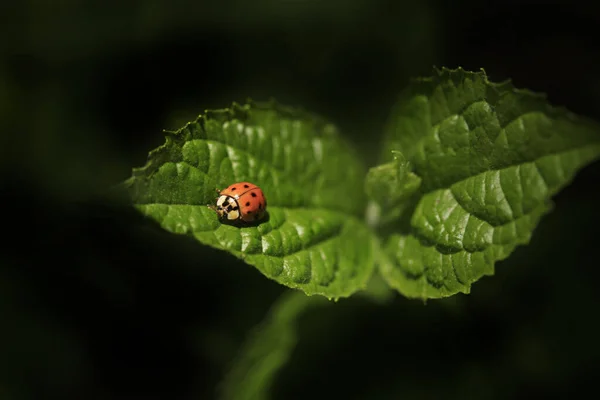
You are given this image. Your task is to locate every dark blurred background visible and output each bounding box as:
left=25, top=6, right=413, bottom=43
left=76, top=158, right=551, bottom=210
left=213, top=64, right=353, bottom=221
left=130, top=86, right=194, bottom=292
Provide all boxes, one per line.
left=1, top=1, right=599, bottom=399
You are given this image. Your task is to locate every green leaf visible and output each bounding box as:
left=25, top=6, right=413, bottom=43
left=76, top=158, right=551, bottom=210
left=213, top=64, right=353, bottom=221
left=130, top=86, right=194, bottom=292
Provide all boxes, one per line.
left=125, top=100, right=375, bottom=299
left=217, top=291, right=327, bottom=400
left=371, top=67, right=600, bottom=299
left=365, top=150, right=422, bottom=227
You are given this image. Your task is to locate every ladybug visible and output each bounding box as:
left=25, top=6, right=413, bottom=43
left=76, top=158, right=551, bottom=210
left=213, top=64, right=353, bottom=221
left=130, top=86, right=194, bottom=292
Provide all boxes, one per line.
left=211, top=182, right=267, bottom=223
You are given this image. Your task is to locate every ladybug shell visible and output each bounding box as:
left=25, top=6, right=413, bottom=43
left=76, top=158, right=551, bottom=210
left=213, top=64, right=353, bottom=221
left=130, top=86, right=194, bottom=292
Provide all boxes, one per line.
left=219, top=182, right=267, bottom=222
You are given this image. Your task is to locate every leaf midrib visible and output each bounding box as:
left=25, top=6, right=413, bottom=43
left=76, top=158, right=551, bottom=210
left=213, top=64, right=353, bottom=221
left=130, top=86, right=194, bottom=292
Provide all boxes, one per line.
left=138, top=140, right=358, bottom=215
left=137, top=202, right=354, bottom=264
left=405, top=96, right=600, bottom=190
left=412, top=143, right=600, bottom=194
left=136, top=202, right=354, bottom=219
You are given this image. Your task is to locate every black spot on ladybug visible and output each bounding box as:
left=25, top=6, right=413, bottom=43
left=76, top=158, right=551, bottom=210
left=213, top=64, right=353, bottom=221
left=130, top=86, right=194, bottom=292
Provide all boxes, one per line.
left=259, top=203, right=263, bottom=209
left=231, top=187, right=236, bottom=191
left=245, top=202, right=250, bottom=206
left=244, top=184, right=249, bottom=188
left=251, top=192, right=257, bottom=197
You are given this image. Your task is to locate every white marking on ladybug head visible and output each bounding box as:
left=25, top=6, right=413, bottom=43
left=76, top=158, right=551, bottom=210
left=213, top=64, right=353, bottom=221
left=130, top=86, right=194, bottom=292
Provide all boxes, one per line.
left=225, top=197, right=238, bottom=208
left=216, top=195, right=227, bottom=207
left=227, top=209, right=240, bottom=220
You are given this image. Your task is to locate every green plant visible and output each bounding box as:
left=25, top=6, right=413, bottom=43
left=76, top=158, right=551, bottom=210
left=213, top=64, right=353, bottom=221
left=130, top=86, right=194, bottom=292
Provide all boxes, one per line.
left=123, top=67, right=600, bottom=398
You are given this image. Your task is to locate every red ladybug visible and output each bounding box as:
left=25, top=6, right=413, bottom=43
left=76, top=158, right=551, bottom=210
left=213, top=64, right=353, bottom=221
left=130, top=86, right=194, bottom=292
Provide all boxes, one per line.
left=212, top=182, right=267, bottom=223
